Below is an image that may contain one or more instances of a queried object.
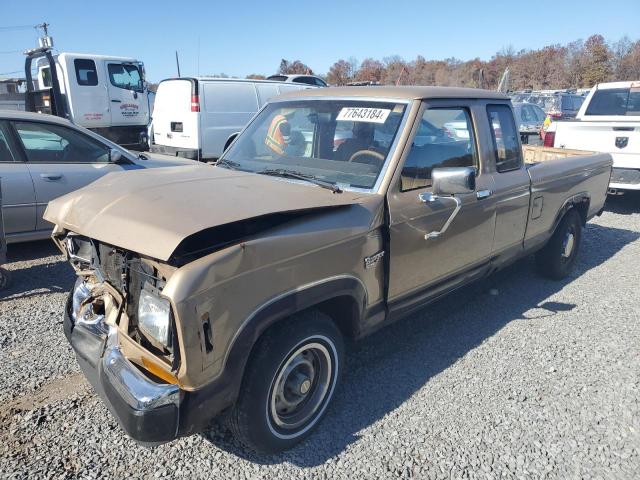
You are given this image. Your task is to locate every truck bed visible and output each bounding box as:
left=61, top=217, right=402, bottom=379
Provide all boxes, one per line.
left=521, top=146, right=613, bottom=250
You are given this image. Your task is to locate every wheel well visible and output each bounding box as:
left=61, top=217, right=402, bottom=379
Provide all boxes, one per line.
left=573, top=199, right=589, bottom=225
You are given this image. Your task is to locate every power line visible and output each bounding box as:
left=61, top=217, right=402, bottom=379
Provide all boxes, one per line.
left=0, top=50, right=23, bottom=55
left=0, top=70, right=23, bottom=76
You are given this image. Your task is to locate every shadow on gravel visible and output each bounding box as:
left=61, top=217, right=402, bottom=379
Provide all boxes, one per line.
left=0, top=240, right=75, bottom=301
left=203, top=222, right=639, bottom=466
left=603, top=191, right=640, bottom=215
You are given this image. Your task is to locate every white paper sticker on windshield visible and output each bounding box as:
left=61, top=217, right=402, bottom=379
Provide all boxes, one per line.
left=337, top=107, right=391, bottom=123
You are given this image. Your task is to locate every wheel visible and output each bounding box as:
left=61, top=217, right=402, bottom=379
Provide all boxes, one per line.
left=228, top=310, right=344, bottom=453
left=536, top=209, right=582, bottom=279
left=0, top=267, right=10, bottom=290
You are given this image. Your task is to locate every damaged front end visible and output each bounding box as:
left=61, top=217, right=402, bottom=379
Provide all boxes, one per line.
left=60, top=233, right=184, bottom=444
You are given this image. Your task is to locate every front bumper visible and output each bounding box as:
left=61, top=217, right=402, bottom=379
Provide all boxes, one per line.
left=64, top=296, right=182, bottom=444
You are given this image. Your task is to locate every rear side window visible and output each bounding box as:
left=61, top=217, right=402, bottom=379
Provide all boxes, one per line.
left=292, top=77, right=316, bottom=86
left=74, top=59, right=98, bottom=86
left=487, top=104, right=522, bottom=173
left=585, top=88, right=640, bottom=116
left=267, top=75, right=287, bottom=82
left=203, top=83, right=258, bottom=113
left=400, top=107, right=477, bottom=191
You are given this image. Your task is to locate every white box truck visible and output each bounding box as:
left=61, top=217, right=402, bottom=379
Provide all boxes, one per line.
left=24, top=46, right=151, bottom=149
left=150, top=78, right=312, bottom=160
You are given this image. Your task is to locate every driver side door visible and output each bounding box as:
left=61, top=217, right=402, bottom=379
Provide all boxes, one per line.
left=387, top=101, right=497, bottom=309
left=9, top=120, right=122, bottom=232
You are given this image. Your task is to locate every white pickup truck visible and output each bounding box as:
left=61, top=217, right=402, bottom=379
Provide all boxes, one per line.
left=546, top=81, right=639, bottom=193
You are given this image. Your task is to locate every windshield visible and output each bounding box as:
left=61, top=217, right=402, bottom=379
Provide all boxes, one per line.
left=220, top=100, right=407, bottom=190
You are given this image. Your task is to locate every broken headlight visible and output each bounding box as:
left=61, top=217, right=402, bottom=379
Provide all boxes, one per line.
left=138, top=290, right=171, bottom=348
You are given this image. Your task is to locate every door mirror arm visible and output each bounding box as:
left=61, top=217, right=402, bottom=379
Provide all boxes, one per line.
left=418, top=193, right=462, bottom=240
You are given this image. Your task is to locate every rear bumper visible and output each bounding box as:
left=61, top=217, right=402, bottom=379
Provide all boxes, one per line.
left=609, top=168, right=640, bottom=191
left=150, top=144, right=202, bottom=161
left=64, top=290, right=238, bottom=444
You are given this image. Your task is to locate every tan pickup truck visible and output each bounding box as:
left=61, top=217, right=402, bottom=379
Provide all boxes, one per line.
left=45, top=87, right=612, bottom=453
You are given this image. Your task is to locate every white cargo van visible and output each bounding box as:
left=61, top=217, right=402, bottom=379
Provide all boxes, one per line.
left=25, top=48, right=151, bottom=149
left=150, top=78, right=312, bottom=160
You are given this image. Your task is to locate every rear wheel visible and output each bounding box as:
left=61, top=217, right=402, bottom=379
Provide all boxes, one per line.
left=228, top=310, right=343, bottom=453
left=0, top=268, right=10, bottom=290
left=536, top=209, right=582, bottom=279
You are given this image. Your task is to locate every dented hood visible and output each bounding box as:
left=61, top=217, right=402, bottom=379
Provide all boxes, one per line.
left=44, top=165, right=369, bottom=261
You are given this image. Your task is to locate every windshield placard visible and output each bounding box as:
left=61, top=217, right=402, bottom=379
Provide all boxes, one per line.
left=337, top=107, right=391, bottom=124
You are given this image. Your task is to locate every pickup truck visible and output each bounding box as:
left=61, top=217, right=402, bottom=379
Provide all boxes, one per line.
left=546, top=81, right=639, bottom=193
left=44, top=87, right=612, bottom=453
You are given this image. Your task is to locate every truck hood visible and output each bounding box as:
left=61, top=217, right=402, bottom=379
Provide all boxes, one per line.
left=44, top=165, right=369, bottom=261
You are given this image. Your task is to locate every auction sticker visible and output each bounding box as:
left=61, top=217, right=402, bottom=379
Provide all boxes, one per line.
left=337, top=107, right=391, bottom=123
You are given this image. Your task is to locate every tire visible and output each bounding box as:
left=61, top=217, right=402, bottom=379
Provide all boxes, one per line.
left=0, top=268, right=10, bottom=290
left=536, top=209, right=583, bottom=280
left=228, top=310, right=344, bottom=454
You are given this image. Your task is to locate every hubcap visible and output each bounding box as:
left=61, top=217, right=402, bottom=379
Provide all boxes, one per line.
left=562, top=231, right=575, bottom=258
left=269, top=341, right=333, bottom=433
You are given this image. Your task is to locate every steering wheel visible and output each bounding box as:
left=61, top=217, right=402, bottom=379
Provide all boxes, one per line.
left=348, top=149, right=386, bottom=165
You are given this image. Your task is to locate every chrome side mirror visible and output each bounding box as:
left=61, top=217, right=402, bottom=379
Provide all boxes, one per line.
left=432, top=167, right=476, bottom=196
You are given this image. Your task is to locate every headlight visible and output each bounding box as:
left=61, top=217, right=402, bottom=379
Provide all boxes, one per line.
left=138, top=290, right=172, bottom=348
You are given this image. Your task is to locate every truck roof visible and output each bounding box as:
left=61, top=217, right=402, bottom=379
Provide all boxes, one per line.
left=57, top=52, right=140, bottom=63
left=274, top=86, right=510, bottom=101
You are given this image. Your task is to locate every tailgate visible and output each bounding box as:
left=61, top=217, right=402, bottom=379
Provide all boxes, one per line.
left=555, top=121, right=640, bottom=168
left=152, top=79, right=199, bottom=150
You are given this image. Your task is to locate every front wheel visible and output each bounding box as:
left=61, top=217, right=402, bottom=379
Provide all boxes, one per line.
left=228, top=310, right=344, bottom=453
left=536, top=209, right=583, bottom=279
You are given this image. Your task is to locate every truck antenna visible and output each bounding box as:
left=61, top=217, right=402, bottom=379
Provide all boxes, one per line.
left=175, top=50, right=181, bottom=78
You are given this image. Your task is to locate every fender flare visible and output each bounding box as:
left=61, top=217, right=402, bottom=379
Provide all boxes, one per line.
left=551, top=192, right=590, bottom=234
left=215, top=275, right=367, bottom=389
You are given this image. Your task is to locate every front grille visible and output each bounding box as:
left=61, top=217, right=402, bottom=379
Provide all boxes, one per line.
left=611, top=168, right=640, bottom=185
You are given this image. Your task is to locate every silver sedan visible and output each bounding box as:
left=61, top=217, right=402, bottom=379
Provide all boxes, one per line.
left=0, top=110, right=198, bottom=244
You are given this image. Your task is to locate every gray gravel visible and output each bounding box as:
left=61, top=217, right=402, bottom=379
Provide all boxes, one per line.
left=1, top=194, right=639, bottom=479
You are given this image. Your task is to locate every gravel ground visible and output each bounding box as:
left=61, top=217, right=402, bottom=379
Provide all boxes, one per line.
left=1, top=194, right=639, bottom=479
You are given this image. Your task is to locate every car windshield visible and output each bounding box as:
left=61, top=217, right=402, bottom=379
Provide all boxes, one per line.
left=220, top=100, right=407, bottom=190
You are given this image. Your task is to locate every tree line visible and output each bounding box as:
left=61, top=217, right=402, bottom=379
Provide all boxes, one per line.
left=245, top=35, right=639, bottom=90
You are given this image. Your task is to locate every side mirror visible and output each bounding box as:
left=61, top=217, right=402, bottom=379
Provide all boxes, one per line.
left=109, top=148, right=123, bottom=163
left=432, top=167, right=476, bottom=196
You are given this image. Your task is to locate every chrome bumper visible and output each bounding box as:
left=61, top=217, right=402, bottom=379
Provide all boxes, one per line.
left=66, top=279, right=182, bottom=444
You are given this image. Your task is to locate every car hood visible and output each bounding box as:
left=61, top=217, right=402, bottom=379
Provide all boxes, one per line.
left=130, top=152, right=199, bottom=168
left=44, top=165, right=370, bottom=261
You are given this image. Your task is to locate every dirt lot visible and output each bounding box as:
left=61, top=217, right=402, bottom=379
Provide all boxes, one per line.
left=1, top=194, right=639, bottom=479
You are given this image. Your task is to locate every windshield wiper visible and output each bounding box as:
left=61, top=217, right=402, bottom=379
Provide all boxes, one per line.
left=258, top=168, right=343, bottom=194
left=216, top=159, right=242, bottom=170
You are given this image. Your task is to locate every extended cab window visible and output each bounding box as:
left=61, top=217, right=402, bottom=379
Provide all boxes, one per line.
left=74, top=59, right=98, bottom=86
left=487, top=104, right=522, bottom=173
left=13, top=122, right=110, bottom=163
left=108, top=63, right=144, bottom=92
left=585, top=88, right=640, bottom=116
left=400, top=108, right=477, bottom=191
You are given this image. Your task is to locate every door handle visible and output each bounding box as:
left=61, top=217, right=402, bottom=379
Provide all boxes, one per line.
left=476, top=189, right=493, bottom=200
left=111, top=99, right=122, bottom=103
left=418, top=192, right=462, bottom=240
left=40, top=173, right=63, bottom=181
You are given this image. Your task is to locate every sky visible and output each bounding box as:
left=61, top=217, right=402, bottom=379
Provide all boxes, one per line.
left=1, top=0, right=639, bottom=82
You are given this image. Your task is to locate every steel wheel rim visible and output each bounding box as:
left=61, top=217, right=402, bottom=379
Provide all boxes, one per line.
left=268, top=339, right=336, bottom=438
